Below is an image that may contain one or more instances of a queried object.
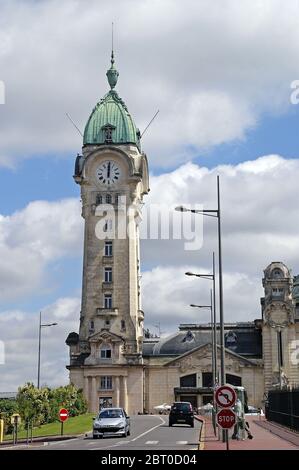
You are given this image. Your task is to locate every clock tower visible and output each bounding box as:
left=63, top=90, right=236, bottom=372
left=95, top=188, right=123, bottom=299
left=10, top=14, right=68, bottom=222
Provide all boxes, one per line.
left=66, top=51, right=149, bottom=414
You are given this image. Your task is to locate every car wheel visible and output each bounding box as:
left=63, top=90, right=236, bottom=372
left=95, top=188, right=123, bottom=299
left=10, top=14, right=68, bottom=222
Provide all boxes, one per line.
left=169, top=422, right=172, bottom=427
left=93, top=434, right=97, bottom=439
left=190, top=422, right=194, bottom=428
left=127, top=429, right=131, bottom=436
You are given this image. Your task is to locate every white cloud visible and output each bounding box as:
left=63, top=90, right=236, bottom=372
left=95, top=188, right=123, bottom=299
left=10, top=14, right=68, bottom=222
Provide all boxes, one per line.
left=0, top=198, right=83, bottom=301
left=1, top=0, right=299, bottom=167
left=0, top=297, right=80, bottom=391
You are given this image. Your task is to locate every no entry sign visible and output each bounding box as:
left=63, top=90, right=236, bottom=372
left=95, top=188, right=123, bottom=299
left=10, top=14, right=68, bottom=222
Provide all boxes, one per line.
left=216, top=408, right=236, bottom=429
left=59, top=408, right=69, bottom=422
left=215, top=385, right=237, bottom=408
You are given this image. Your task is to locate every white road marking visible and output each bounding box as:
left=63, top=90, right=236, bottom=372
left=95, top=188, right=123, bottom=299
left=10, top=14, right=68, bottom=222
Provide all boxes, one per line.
left=145, top=441, right=158, bottom=445
left=131, top=416, right=165, bottom=442
left=176, top=441, right=188, bottom=445
left=91, top=416, right=166, bottom=450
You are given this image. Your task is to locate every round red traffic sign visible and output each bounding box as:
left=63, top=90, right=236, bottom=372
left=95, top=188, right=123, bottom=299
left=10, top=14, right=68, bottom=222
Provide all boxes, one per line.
left=215, top=385, right=237, bottom=408
left=59, top=408, right=69, bottom=422
left=216, top=408, right=236, bottom=429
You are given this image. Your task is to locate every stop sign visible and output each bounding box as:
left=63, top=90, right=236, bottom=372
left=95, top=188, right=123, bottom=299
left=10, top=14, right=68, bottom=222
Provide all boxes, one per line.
left=216, top=408, right=236, bottom=429
left=59, top=408, right=69, bottom=422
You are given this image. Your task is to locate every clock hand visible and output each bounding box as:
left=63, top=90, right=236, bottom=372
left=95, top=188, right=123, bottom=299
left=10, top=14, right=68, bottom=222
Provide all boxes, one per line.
left=107, top=162, right=111, bottom=179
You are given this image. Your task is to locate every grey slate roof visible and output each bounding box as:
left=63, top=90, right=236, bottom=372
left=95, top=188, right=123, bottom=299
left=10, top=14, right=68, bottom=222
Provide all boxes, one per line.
left=0, top=392, right=17, bottom=400
left=142, top=322, right=262, bottom=359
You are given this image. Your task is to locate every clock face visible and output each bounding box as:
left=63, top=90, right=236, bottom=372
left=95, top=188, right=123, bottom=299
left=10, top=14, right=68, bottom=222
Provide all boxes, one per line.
left=96, top=160, right=121, bottom=185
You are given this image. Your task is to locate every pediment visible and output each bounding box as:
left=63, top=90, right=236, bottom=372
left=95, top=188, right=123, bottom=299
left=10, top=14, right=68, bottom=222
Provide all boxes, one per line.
left=164, top=342, right=259, bottom=371
left=89, top=329, right=124, bottom=344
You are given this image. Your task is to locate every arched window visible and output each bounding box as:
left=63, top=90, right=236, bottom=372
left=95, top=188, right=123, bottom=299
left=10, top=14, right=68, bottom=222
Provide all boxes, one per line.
left=272, top=269, right=283, bottom=279
left=106, top=194, right=112, bottom=204
left=96, top=194, right=102, bottom=205
left=100, top=345, right=112, bottom=359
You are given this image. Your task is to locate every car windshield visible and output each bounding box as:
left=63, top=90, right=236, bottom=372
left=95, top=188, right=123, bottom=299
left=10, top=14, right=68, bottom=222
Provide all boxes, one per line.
left=172, top=403, right=191, bottom=412
left=99, top=409, right=123, bottom=419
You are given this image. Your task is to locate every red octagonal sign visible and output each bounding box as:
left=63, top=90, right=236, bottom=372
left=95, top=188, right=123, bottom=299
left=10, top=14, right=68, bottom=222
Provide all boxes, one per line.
left=59, top=408, right=69, bottom=422
left=216, top=408, right=236, bottom=429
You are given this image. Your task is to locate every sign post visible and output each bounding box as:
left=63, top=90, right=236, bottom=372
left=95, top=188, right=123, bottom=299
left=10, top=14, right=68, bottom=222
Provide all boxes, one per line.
left=214, top=385, right=237, bottom=450
left=11, top=414, right=21, bottom=445
left=59, top=408, right=69, bottom=436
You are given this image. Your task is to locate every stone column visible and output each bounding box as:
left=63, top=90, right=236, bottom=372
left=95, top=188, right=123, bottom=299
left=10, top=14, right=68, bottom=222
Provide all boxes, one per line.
left=123, top=376, right=128, bottom=412
left=83, top=376, right=89, bottom=410
left=91, top=377, right=98, bottom=413
left=115, top=376, right=120, bottom=407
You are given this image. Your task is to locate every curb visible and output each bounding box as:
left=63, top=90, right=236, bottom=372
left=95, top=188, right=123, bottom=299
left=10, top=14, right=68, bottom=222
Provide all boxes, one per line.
left=0, top=433, right=85, bottom=448
left=195, top=415, right=205, bottom=450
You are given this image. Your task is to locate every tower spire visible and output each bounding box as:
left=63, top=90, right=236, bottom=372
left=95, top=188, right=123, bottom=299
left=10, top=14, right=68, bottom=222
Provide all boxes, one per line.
left=106, top=22, right=119, bottom=89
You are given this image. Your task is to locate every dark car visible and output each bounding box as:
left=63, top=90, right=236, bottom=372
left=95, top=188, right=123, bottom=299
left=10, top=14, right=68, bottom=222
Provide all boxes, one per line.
left=169, top=401, right=194, bottom=427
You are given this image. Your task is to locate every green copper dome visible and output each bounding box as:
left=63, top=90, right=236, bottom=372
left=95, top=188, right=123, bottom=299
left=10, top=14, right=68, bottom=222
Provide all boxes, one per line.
left=83, top=52, right=140, bottom=148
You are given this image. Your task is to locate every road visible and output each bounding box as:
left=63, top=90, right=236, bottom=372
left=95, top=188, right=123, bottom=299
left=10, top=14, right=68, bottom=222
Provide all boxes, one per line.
left=34, top=415, right=201, bottom=451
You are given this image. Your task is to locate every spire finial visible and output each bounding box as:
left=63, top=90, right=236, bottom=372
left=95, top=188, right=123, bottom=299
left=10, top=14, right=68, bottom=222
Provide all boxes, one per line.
left=111, top=22, right=114, bottom=65
left=107, top=22, right=119, bottom=89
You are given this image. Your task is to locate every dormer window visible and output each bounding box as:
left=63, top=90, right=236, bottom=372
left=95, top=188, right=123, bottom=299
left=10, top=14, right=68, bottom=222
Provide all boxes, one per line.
left=106, top=194, right=112, bottom=204
left=100, top=345, right=112, bottom=359
left=273, top=269, right=283, bottom=279
left=102, top=124, right=116, bottom=144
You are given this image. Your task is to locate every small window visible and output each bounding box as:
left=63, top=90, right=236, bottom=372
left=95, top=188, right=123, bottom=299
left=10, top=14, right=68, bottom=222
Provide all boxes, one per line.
left=115, top=194, right=120, bottom=204
left=105, top=319, right=110, bottom=327
left=96, top=194, right=102, bottom=205
left=121, top=320, right=126, bottom=331
left=104, top=267, right=112, bottom=283
left=104, top=294, right=112, bottom=309
left=100, top=346, right=112, bottom=359
left=104, top=241, right=113, bottom=257
left=272, top=288, right=284, bottom=297
left=106, top=194, right=112, bottom=204
left=100, top=376, right=112, bottom=390
left=89, top=320, right=94, bottom=331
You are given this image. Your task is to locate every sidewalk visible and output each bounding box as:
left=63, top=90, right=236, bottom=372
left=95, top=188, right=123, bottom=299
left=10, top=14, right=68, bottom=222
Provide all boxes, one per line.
left=199, top=415, right=299, bottom=450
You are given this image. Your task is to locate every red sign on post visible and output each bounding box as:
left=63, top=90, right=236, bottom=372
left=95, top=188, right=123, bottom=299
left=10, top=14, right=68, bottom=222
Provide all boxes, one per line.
left=215, top=385, right=237, bottom=409
left=216, top=408, right=236, bottom=429
left=59, top=408, right=69, bottom=422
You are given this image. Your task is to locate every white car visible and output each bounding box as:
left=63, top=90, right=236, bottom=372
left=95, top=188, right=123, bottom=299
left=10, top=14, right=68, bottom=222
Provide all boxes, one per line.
left=154, top=403, right=171, bottom=414
left=93, top=407, right=130, bottom=438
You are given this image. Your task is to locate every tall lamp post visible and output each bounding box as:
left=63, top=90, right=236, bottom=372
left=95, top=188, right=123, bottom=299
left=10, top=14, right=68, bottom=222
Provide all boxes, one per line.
left=175, top=175, right=225, bottom=386
left=190, top=289, right=215, bottom=387
left=37, top=312, right=58, bottom=389
left=186, top=252, right=217, bottom=386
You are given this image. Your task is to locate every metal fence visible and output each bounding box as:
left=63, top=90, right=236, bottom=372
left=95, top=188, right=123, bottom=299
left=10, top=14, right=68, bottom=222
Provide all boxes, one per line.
left=266, top=387, right=299, bottom=431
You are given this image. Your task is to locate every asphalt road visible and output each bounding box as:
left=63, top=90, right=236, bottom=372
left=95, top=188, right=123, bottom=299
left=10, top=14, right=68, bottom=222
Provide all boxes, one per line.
left=33, top=415, right=201, bottom=451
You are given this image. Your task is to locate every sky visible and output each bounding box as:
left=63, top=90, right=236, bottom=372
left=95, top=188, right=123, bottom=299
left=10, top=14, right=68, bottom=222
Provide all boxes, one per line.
left=1, top=0, right=299, bottom=390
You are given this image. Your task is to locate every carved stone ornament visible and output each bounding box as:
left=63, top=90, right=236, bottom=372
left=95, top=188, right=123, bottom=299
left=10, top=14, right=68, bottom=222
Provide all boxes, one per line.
left=264, top=302, right=294, bottom=326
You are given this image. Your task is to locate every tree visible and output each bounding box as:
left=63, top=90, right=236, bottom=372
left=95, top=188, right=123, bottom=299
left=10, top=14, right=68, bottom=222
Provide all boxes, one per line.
left=16, top=383, right=50, bottom=426
left=0, top=399, right=19, bottom=434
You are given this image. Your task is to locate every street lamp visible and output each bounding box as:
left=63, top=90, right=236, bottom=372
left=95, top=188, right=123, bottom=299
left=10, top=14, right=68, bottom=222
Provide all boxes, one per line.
left=175, top=175, right=225, bottom=387
left=37, top=312, right=58, bottom=389
left=185, top=252, right=218, bottom=387
left=190, top=289, right=215, bottom=387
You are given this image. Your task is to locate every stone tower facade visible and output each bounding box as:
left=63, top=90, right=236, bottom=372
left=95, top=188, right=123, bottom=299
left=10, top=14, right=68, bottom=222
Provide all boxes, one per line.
left=261, top=262, right=299, bottom=392
left=66, top=53, right=149, bottom=414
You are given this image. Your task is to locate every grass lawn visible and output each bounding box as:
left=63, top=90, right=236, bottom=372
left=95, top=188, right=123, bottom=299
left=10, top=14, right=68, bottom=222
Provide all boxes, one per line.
left=4, top=413, right=94, bottom=441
